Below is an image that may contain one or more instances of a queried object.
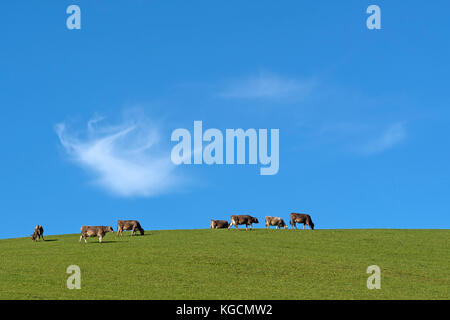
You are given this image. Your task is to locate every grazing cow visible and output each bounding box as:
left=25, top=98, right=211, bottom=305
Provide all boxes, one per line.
left=265, top=216, right=288, bottom=229
left=290, top=213, right=315, bottom=230
left=228, top=215, right=259, bottom=231
left=210, top=220, right=229, bottom=229
left=31, top=225, right=44, bottom=241
left=79, top=226, right=114, bottom=243
left=117, top=220, right=145, bottom=236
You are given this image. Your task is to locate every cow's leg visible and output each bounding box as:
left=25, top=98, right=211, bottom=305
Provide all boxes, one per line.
left=79, top=235, right=83, bottom=243
left=303, top=223, right=306, bottom=230
left=99, top=235, right=103, bottom=243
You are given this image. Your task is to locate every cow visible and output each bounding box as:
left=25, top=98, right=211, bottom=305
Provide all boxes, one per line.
left=31, top=225, right=44, bottom=241
left=290, top=213, right=315, bottom=230
left=79, top=226, right=114, bottom=243
left=228, top=215, right=259, bottom=231
left=210, top=220, right=229, bottom=229
left=117, top=220, right=145, bottom=236
left=265, top=216, right=288, bottom=229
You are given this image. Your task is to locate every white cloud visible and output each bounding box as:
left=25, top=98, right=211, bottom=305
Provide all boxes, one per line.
left=361, top=122, right=407, bottom=155
left=219, top=72, right=316, bottom=100
left=56, top=114, right=180, bottom=197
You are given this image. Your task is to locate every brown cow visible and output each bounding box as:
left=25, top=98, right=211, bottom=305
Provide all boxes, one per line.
left=79, top=226, right=114, bottom=243
left=31, top=225, right=44, bottom=241
left=117, top=220, right=144, bottom=236
left=265, top=216, right=288, bottom=229
left=290, top=213, right=315, bottom=230
left=228, top=215, right=259, bottom=231
left=210, top=220, right=229, bottom=229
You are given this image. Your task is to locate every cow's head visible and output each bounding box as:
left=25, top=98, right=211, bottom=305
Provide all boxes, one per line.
left=280, top=220, right=288, bottom=229
left=310, top=222, right=315, bottom=230
left=252, top=217, right=259, bottom=224
left=107, top=226, right=114, bottom=232
left=31, top=233, right=36, bottom=241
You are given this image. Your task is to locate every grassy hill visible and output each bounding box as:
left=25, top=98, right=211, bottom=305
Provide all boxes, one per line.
left=0, top=229, right=448, bottom=300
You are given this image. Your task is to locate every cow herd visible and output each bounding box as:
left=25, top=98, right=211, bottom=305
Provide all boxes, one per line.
left=211, top=213, right=315, bottom=231
left=31, top=214, right=314, bottom=243
left=78, top=220, right=145, bottom=243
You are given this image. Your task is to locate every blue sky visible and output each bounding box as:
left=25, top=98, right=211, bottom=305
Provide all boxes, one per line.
left=1, top=1, right=449, bottom=239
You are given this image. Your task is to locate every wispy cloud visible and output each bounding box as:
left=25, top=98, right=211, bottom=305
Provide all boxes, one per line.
left=219, top=72, right=316, bottom=100
left=360, top=122, right=407, bottom=155
left=56, top=113, right=180, bottom=197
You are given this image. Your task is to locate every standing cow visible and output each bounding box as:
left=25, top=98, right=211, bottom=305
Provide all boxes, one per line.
left=210, top=220, right=229, bottom=229
left=117, top=220, right=145, bottom=236
left=79, top=226, right=114, bottom=243
left=228, top=215, right=259, bottom=231
left=290, top=213, right=315, bottom=230
left=31, top=225, right=44, bottom=241
left=265, top=216, right=288, bottom=229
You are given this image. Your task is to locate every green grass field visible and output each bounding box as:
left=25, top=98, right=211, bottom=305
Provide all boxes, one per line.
left=0, top=229, right=448, bottom=300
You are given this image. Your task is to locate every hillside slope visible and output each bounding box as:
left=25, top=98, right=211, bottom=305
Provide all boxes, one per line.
left=0, top=229, right=448, bottom=299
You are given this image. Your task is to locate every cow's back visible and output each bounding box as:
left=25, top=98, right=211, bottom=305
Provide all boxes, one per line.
left=215, top=220, right=229, bottom=229
left=290, top=213, right=309, bottom=223
left=265, top=216, right=276, bottom=225
left=119, top=220, right=139, bottom=229
left=35, top=225, right=43, bottom=235
left=232, top=215, right=252, bottom=225
left=81, top=226, right=105, bottom=236
left=266, top=216, right=284, bottom=226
